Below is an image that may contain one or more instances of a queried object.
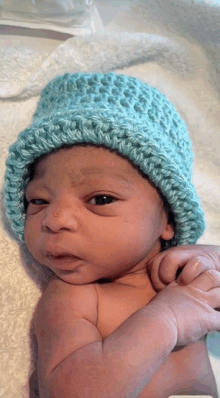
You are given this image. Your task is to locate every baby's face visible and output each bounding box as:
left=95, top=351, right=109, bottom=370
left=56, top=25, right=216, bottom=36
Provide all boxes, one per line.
left=24, top=146, right=174, bottom=284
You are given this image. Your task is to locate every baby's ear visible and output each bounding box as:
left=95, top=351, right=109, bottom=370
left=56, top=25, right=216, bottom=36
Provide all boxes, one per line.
left=160, top=218, right=175, bottom=241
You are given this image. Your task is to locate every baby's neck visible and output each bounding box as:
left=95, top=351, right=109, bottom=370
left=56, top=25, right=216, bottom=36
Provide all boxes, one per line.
left=97, top=269, right=152, bottom=288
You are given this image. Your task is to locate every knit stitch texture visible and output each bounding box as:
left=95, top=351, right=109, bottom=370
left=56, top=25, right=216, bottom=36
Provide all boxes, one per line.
left=4, top=72, right=205, bottom=246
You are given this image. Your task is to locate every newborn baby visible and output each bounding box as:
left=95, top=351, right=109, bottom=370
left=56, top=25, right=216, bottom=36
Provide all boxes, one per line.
left=4, top=73, right=220, bottom=397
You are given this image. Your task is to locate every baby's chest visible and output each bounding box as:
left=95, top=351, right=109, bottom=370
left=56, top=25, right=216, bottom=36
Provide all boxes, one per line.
left=95, top=282, right=156, bottom=340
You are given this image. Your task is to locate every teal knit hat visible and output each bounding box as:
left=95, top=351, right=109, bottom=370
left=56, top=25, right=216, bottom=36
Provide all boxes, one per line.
left=4, top=72, right=205, bottom=246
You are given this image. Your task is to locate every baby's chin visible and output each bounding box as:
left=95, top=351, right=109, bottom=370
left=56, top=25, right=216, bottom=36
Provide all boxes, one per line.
left=50, top=269, right=109, bottom=285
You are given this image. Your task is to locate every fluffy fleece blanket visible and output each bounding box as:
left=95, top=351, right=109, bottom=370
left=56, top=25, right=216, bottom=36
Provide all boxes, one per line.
left=0, top=1, right=220, bottom=396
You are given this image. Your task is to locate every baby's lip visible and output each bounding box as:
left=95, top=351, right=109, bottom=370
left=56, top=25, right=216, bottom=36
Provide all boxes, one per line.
left=46, top=251, right=79, bottom=259
left=45, top=251, right=81, bottom=270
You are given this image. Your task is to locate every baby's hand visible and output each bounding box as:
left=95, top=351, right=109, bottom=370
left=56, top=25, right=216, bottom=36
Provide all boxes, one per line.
left=147, top=244, right=220, bottom=292
left=149, top=268, right=220, bottom=346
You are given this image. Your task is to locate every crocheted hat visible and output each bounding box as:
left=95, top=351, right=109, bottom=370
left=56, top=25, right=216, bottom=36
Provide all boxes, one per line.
left=4, top=72, right=205, bottom=246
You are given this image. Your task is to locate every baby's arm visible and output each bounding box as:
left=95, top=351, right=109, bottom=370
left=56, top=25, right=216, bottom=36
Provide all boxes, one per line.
left=145, top=244, right=220, bottom=396
left=34, top=277, right=177, bottom=398
left=138, top=336, right=218, bottom=397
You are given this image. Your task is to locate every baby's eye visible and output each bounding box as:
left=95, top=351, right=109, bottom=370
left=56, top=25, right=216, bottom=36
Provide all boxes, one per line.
left=89, top=195, right=115, bottom=206
left=29, top=199, right=48, bottom=205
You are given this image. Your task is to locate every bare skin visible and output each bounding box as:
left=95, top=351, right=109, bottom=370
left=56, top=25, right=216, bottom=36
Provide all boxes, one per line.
left=24, top=145, right=218, bottom=397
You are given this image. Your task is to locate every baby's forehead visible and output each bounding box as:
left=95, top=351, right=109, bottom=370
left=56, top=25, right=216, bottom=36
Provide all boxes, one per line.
left=28, top=144, right=151, bottom=186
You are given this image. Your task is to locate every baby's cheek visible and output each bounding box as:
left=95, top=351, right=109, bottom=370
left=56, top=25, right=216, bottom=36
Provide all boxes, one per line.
left=24, top=221, right=39, bottom=258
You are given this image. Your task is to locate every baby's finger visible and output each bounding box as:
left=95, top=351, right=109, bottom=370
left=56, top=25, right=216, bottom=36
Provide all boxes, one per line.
left=157, top=255, right=187, bottom=286
left=188, top=269, right=220, bottom=292
left=149, top=251, right=190, bottom=289
left=147, top=251, right=168, bottom=292
left=177, top=255, right=213, bottom=285
left=204, top=287, right=220, bottom=311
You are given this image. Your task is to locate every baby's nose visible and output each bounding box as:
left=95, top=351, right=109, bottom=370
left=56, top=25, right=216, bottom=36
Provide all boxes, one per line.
left=42, top=199, right=79, bottom=233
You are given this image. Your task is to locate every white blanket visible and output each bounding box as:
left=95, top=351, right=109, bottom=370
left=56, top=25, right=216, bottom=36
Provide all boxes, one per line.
left=0, top=1, right=220, bottom=396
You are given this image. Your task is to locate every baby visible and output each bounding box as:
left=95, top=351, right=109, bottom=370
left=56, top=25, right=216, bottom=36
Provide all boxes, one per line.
left=4, top=73, right=220, bottom=397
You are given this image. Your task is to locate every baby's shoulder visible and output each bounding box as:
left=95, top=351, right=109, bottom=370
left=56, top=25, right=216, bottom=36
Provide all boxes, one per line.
left=42, top=276, right=98, bottom=326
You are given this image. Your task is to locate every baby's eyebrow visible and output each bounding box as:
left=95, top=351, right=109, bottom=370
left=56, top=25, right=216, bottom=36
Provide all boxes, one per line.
left=25, top=167, right=135, bottom=193
left=24, top=181, right=49, bottom=196
left=70, top=166, right=135, bottom=191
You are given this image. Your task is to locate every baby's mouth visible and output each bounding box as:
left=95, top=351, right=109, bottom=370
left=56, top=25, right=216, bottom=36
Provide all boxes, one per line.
left=46, top=252, right=81, bottom=269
